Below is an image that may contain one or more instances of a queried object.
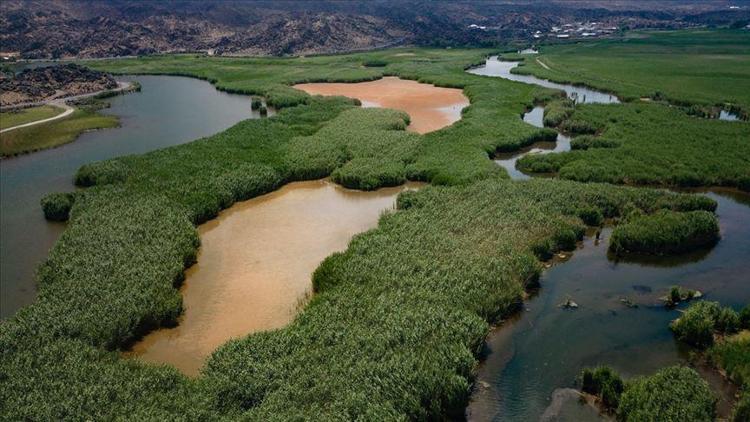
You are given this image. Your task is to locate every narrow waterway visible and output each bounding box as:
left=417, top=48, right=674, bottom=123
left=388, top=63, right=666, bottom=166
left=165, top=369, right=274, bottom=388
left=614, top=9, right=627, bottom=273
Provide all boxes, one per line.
left=465, top=55, right=750, bottom=420
left=0, top=75, right=258, bottom=318
left=127, top=179, right=421, bottom=376
left=467, top=56, right=620, bottom=105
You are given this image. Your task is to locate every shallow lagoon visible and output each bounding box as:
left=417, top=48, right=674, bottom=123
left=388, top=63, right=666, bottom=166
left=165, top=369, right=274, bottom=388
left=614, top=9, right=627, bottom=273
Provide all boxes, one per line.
left=128, top=179, right=421, bottom=375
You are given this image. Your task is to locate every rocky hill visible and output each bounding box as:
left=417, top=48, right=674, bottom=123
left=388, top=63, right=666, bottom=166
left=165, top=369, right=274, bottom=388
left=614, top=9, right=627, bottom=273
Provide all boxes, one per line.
left=0, top=64, right=117, bottom=107
left=1, top=0, right=747, bottom=59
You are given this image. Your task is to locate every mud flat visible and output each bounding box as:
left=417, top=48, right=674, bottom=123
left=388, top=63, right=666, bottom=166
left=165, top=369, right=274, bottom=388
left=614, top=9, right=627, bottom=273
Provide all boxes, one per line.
left=294, top=76, right=469, bottom=134
left=127, top=179, right=421, bottom=375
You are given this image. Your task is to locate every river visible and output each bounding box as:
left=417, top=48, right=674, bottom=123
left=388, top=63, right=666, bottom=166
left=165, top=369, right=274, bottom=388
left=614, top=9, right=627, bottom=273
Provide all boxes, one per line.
left=0, top=75, right=259, bottom=318
left=465, top=55, right=750, bottom=421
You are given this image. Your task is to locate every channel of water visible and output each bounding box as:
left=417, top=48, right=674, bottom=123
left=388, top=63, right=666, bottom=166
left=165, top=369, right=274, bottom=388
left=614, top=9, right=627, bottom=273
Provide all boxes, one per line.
left=465, top=55, right=750, bottom=421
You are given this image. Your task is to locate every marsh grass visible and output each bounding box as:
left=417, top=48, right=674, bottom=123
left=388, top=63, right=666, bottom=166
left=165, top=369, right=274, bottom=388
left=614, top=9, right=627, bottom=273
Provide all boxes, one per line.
left=609, top=210, right=720, bottom=256
left=0, top=109, right=118, bottom=156
left=518, top=102, right=750, bottom=191
left=0, top=42, right=736, bottom=419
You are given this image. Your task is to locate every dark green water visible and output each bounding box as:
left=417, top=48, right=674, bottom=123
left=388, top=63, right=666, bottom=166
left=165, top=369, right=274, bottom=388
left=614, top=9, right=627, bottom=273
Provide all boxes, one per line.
left=466, top=192, right=750, bottom=421
left=0, top=75, right=257, bottom=318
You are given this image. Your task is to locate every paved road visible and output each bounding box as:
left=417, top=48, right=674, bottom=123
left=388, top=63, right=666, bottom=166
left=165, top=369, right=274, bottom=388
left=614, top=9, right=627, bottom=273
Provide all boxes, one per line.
left=1, top=81, right=132, bottom=134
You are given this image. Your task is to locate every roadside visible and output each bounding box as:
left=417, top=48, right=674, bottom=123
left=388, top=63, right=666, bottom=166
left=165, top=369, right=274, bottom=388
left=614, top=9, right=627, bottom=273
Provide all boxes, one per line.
left=1, top=81, right=132, bottom=134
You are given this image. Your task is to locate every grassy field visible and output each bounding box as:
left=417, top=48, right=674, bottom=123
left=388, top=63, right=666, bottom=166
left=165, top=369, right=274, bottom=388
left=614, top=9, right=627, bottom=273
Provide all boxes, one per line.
left=0, top=109, right=118, bottom=156
left=0, top=105, right=65, bottom=129
left=512, top=29, right=750, bottom=111
left=518, top=102, right=750, bottom=191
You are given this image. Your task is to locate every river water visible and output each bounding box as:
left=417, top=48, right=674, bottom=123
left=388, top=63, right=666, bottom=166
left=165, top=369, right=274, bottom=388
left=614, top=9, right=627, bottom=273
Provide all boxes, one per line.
left=465, top=56, right=750, bottom=421
left=0, top=75, right=258, bottom=318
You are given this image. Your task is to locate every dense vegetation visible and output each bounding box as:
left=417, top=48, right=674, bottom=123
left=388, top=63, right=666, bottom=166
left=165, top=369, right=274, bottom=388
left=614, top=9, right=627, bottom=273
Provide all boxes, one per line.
left=2, top=33, right=747, bottom=419
left=711, top=330, right=750, bottom=422
left=618, top=366, right=716, bottom=422
left=0, top=79, right=717, bottom=417
left=580, top=366, right=624, bottom=410
left=0, top=105, right=64, bottom=129
left=670, top=301, right=744, bottom=348
left=609, top=209, right=719, bottom=255
left=579, top=365, right=716, bottom=421
left=0, top=109, right=118, bottom=156
left=512, top=29, right=750, bottom=113
left=670, top=301, right=750, bottom=421
left=517, top=102, right=750, bottom=191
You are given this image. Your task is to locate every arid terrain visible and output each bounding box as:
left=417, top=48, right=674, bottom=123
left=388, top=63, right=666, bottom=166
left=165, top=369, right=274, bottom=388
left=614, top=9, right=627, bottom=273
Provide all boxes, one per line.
left=1, top=0, right=748, bottom=59
left=0, top=64, right=117, bottom=107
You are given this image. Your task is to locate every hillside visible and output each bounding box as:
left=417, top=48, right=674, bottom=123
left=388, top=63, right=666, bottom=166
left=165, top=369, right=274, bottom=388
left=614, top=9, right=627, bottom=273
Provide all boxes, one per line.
left=1, top=0, right=747, bottom=59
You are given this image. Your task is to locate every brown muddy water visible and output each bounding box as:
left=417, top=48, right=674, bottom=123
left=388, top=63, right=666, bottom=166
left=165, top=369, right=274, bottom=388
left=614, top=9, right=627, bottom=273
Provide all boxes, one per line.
left=127, top=179, right=421, bottom=376
left=294, top=76, right=469, bottom=134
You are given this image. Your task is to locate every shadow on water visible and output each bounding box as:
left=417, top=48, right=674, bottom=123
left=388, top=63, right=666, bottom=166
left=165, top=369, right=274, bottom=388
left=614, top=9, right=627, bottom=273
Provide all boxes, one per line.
left=0, top=75, right=259, bottom=318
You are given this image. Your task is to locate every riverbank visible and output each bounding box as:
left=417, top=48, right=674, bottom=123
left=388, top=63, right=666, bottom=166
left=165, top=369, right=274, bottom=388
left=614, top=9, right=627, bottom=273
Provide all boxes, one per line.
left=507, top=29, right=750, bottom=116
left=0, top=105, right=65, bottom=130
left=0, top=81, right=137, bottom=157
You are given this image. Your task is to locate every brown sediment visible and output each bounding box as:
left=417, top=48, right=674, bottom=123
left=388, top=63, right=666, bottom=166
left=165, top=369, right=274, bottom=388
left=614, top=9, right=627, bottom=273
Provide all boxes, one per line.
left=294, top=76, right=469, bottom=134
left=126, top=179, right=422, bottom=376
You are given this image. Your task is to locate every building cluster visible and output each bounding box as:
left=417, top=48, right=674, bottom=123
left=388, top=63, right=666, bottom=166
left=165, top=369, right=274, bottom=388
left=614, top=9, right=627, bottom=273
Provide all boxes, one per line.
left=544, top=22, right=618, bottom=39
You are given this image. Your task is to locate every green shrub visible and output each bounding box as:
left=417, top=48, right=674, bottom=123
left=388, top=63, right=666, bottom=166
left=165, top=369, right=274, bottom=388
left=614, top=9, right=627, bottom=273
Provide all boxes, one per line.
left=75, top=160, right=130, bottom=187
left=741, top=305, right=750, bottom=329
left=733, top=391, right=750, bottom=422
left=715, top=307, right=741, bottom=334
left=579, top=366, right=624, bottom=409
left=609, top=210, right=719, bottom=255
left=577, top=206, right=603, bottom=226
left=670, top=286, right=682, bottom=305
left=251, top=97, right=263, bottom=109
left=617, top=366, right=716, bottom=422
left=570, top=135, right=621, bottom=150
left=40, top=192, right=76, bottom=221
left=671, top=301, right=722, bottom=348
left=559, top=119, right=600, bottom=135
